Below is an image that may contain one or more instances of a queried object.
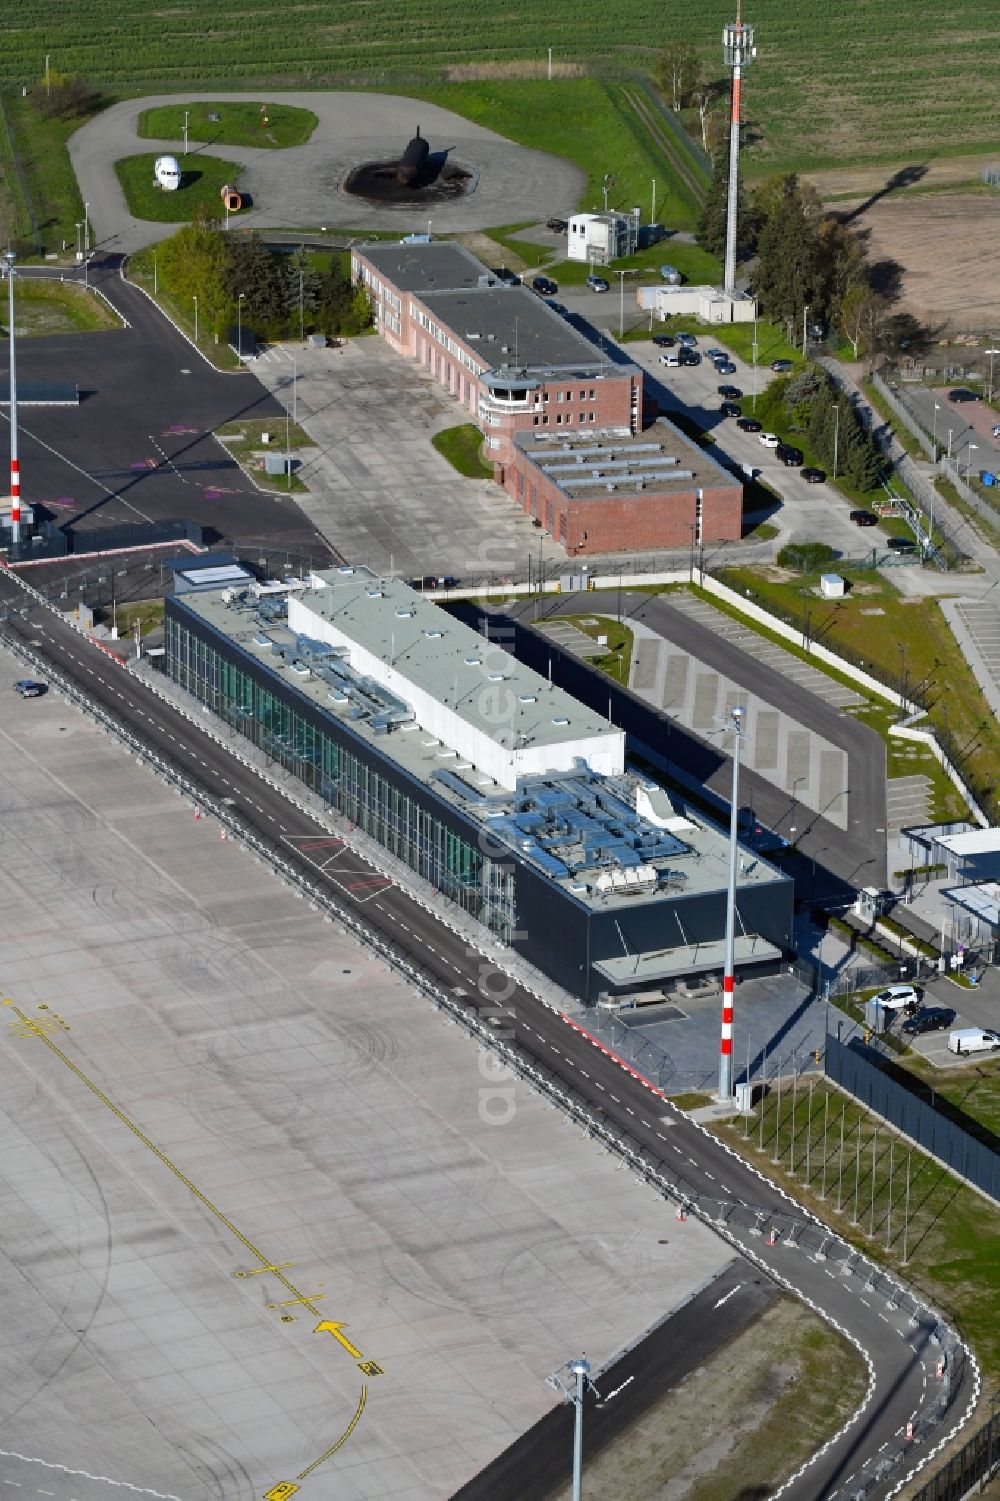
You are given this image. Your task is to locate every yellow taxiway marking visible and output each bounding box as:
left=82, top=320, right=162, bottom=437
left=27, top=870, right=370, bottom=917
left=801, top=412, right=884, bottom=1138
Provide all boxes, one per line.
left=234, top=1262, right=295, bottom=1279
left=266, top=1293, right=326, bottom=1310
left=3, top=999, right=383, bottom=1494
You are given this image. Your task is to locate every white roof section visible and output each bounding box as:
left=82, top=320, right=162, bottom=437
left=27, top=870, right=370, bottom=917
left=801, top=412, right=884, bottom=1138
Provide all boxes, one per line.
left=287, top=567, right=625, bottom=791
left=935, top=829, right=1000, bottom=857
left=178, top=564, right=252, bottom=587
left=942, top=881, right=1000, bottom=925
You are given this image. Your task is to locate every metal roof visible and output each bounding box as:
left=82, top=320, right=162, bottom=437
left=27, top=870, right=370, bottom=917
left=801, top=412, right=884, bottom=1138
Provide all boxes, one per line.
left=935, top=829, right=1000, bottom=857
left=422, top=285, right=625, bottom=376
left=515, top=419, right=735, bottom=498
left=354, top=240, right=493, bottom=293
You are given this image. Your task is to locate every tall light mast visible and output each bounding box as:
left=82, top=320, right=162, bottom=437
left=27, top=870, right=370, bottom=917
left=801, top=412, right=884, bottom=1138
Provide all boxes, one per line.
left=722, top=3, right=756, bottom=297
left=3, top=253, right=19, bottom=550
left=718, top=706, right=744, bottom=1101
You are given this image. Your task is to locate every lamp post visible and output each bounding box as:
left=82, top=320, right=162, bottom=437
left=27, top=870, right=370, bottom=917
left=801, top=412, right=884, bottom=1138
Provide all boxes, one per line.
left=75, top=221, right=82, bottom=260
left=192, top=294, right=198, bottom=343
left=832, top=401, right=841, bottom=480
left=965, top=442, right=978, bottom=480
left=3, top=253, right=21, bottom=548
left=802, top=303, right=810, bottom=357
left=898, top=642, right=907, bottom=714
left=931, top=400, right=940, bottom=458
left=947, top=428, right=953, bottom=460
left=183, top=109, right=189, bottom=156
left=83, top=203, right=90, bottom=254
left=546, top=1355, right=600, bottom=1501
left=237, top=292, right=244, bottom=360
left=614, top=269, right=628, bottom=339
left=718, top=705, right=745, bottom=1102
left=298, top=266, right=305, bottom=343
left=985, top=345, right=1000, bottom=403
left=651, top=177, right=657, bottom=225
left=152, top=250, right=158, bottom=296
left=751, top=314, right=759, bottom=412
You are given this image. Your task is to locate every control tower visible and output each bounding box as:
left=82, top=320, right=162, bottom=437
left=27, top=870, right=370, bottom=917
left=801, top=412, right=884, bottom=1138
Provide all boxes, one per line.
left=722, top=3, right=756, bottom=297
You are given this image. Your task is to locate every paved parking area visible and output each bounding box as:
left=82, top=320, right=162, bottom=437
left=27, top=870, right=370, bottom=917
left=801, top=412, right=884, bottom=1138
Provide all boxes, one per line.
left=886, top=774, right=932, bottom=833
left=253, top=341, right=565, bottom=580
left=538, top=619, right=607, bottom=659
left=0, top=647, right=730, bottom=1501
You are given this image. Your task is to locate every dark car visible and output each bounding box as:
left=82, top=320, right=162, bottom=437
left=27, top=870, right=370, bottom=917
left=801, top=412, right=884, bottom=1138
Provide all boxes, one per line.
left=771, top=358, right=794, bottom=373
left=715, top=360, right=737, bottom=375
left=887, top=536, right=916, bottom=552
left=718, top=384, right=743, bottom=399
left=948, top=387, right=978, bottom=403
left=652, top=334, right=676, bottom=348
left=720, top=401, right=742, bottom=417
left=801, top=467, right=826, bottom=483
left=776, top=443, right=804, bottom=466
left=13, top=678, right=47, bottom=698
left=531, top=275, right=558, bottom=296
left=850, top=509, right=878, bottom=526
left=679, top=349, right=700, bottom=366
left=546, top=218, right=568, bottom=233
left=736, top=417, right=763, bottom=433
left=901, top=1006, right=956, bottom=1036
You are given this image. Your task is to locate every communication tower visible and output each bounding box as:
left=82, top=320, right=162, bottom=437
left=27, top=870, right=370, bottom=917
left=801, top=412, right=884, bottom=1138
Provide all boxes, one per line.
left=722, top=3, right=756, bottom=297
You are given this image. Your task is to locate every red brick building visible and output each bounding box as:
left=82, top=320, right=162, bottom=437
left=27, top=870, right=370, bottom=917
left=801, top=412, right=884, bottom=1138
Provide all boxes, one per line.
left=351, top=241, right=743, bottom=554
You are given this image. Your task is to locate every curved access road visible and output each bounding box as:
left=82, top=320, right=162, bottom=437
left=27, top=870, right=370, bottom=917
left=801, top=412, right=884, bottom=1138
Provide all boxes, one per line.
left=68, top=92, right=586, bottom=254
left=0, top=567, right=978, bottom=1501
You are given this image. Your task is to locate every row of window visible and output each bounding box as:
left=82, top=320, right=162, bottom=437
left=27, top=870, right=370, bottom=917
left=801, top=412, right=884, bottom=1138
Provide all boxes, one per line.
left=165, top=618, right=517, bottom=937
left=410, top=303, right=483, bottom=376
left=354, top=262, right=401, bottom=313
left=531, top=412, right=598, bottom=426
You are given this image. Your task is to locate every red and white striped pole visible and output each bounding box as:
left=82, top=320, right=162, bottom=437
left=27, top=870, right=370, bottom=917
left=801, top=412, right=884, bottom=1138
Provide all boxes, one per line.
left=5, top=252, right=20, bottom=549
left=722, top=3, right=755, bottom=299
left=718, top=705, right=744, bottom=1101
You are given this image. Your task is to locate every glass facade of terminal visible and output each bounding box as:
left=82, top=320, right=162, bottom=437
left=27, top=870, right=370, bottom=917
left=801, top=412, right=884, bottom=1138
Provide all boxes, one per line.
left=165, top=612, right=517, bottom=936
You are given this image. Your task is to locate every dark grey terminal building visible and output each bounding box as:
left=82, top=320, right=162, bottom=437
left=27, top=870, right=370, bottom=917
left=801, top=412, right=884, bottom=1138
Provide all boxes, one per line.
left=165, top=567, right=793, bottom=1002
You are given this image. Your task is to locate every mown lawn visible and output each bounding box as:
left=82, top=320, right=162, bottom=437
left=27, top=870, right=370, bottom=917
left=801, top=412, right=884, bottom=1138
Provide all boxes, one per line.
left=114, top=152, right=246, bottom=222
left=137, top=101, right=318, bottom=150
left=431, top=424, right=493, bottom=479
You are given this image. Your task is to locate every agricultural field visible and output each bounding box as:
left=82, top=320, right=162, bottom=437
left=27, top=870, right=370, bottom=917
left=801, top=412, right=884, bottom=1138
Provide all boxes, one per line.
left=137, top=100, right=318, bottom=149
left=0, top=1, right=997, bottom=173
left=114, top=152, right=245, bottom=221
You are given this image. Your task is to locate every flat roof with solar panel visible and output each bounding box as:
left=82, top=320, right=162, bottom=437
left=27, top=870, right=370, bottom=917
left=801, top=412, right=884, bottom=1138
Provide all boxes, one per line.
left=515, top=419, right=733, bottom=498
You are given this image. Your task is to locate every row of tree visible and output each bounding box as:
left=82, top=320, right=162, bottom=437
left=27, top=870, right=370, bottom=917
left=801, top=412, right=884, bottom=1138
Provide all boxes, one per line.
left=782, top=366, right=885, bottom=491
left=154, top=213, right=372, bottom=342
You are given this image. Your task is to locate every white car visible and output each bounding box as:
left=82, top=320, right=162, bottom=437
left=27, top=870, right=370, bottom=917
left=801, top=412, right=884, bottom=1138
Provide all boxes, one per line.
left=659, top=352, right=680, bottom=367
left=758, top=432, right=780, bottom=448
left=992, top=423, right=1000, bottom=438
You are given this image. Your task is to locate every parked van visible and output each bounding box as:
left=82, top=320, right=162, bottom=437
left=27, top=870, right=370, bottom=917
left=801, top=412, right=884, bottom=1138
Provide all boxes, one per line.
left=948, top=1027, right=1000, bottom=1055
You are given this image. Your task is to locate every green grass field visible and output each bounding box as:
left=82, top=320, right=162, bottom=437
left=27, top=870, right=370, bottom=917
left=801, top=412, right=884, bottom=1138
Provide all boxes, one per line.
left=137, top=101, right=317, bottom=150
left=6, top=278, right=122, bottom=336
left=431, top=424, right=493, bottom=479
left=0, top=3, right=997, bottom=174
left=114, top=152, right=245, bottom=222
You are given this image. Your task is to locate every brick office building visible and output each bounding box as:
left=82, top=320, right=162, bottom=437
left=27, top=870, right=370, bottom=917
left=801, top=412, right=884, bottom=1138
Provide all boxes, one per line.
left=352, top=240, right=743, bottom=554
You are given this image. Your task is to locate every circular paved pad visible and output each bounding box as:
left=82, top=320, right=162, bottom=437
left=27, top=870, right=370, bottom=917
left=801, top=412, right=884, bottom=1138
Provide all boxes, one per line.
left=70, top=91, right=586, bottom=252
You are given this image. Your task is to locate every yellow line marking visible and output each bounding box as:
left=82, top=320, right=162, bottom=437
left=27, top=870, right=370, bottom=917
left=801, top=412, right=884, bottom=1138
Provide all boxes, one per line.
left=6, top=1000, right=378, bottom=1489
left=264, top=1484, right=301, bottom=1500
left=266, top=1293, right=326, bottom=1310
left=314, top=1320, right=362, bottom=1359
left=234, top=1262, right=294, bottom=1279
left=295, top=1387, right=367, bottom=1480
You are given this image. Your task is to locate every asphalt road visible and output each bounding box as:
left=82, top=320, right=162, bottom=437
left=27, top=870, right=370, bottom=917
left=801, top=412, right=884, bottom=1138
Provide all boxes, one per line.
left=0, top=571, right=976, bottom=1501
left=3, top=260, right=333, bottom=565
left=450, top=1260, right=779, bottom=1501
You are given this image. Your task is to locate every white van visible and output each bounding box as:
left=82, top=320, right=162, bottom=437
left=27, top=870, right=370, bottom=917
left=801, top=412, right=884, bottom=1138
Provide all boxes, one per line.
left=948, top=1027, right=1000, bottom=1055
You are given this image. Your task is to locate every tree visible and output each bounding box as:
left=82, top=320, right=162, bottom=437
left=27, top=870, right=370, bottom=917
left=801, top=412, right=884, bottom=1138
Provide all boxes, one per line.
left=691, top=79, right=724, bottom=152
left=656, top=42, right=699, bottom=112
left=32, top=70, right=96, bottom=120
left=157, top=216, right=230, bottom=335
left=752, top=174, right=823, bottom=324
left=777, top=542, right=836, bottom=574
left=223, top=235, right=288, bottom=335
left=282, top=247, right=322, bottom=336
left=839, top=281, right=891, bottom=360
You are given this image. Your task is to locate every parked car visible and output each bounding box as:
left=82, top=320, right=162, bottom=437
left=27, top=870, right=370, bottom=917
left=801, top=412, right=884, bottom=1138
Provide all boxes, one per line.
left=873, top=983, right=923, bottom=1015
left=679, top=349, right=701, bottom=366
left=652, top=334, right=676, bottom=348
left=850, top=509, right=878, bottom=526
left=720, top=401, right=742, bottom=417
left=887, top=536, right=916, bottom=552
left=801, top=467, right=826, bottom=483
left=586, top=275, right=610, bottom=293
left=715, top=360, right=737, bottom=374
left=948, top=387, right=978, bottom=403
left=546, top=218, right=568, bottom=233
left=659, top=352, right=681, bottom=367
left=737, top=417, right=763, bottom=433
left=758, top=432, right=780, bottom=448
left=776, top=443, right=804, bottom=466
left=992, top=423, right=1000, bottom=438
left=949, top=1027, right=1000, bottom=1055
left=771, top=358, right=794, bottom=373
left=901, top=1007, right=955, bottom=1036
left=718, top=384, right=743, bottom=399
left=706, top=348, right=726, bottom=361
left=531, top=275, right=558, bottom=296
left=676, top=332, right=698, bottom=347
left=13, top=678, right=47, bottom=698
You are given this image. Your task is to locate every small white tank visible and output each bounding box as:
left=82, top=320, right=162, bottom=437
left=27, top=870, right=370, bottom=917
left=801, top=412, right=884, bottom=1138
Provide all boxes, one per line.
left=154, top=155, right=181, bottom=191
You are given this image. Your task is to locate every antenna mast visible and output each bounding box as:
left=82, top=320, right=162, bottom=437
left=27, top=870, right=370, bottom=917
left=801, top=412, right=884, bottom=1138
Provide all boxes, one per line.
left=722, top=2, right=756, bottom=297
